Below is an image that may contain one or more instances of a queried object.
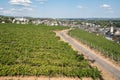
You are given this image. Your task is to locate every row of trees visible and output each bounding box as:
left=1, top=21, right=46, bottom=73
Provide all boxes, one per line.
left=86, top=20, right=120, bottom=28
left=0, top=15, right=14, bottom=23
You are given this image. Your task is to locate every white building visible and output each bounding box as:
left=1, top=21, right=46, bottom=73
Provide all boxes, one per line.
left=110, top=26, right=114, bottom=34
left=1, top=21, right=5, bottom=23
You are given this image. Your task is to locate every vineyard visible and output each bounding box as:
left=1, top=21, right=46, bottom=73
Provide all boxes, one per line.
left=69, top=28, right=120, bottom=62
left=0, top=24, right=100, bottom=79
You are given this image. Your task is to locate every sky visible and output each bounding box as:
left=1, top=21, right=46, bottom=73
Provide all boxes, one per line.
left=0, top=0, right=120, bottom=18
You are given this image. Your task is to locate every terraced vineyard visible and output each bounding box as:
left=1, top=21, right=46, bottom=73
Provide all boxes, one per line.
left=0, top=24, right=100, bottom=79
left=69, top=28, right=120, bottom=62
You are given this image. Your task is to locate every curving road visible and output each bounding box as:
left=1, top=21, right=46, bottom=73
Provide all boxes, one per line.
left=56, top=29, right=120, bottom=80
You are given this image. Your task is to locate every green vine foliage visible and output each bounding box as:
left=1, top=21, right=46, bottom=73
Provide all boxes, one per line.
left=0, top=24, right=100, bottom=79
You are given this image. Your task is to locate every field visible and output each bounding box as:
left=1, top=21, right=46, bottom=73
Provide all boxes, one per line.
left=0, top=24, right=100, bottom=79
left=69, top=28, right=120, bottom=62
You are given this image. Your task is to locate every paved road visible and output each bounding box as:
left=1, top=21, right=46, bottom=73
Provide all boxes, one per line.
left=56, top=30, right=120, bottom=80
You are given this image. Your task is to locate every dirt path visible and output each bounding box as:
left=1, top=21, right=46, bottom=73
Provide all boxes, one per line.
left=55, top=29, right=120, bottom=80
left=0, top=76, right=92, bottom=80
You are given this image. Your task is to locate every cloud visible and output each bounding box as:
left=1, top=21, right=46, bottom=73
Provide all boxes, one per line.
left=0, top=8, right=13, bottom=14
left=77, top=5, right=83, bottom=9
left=0, top=7, right=4, bottom=10
left=101, top=4, right=114, bottom=14
left=77, top=5, right=88, bottom=9
left=3, top=10, right=15, bottom=14
left=11, top=7, right=33, bottom=11
left=36, top=0, right=47, bottom=4
left=101, top=4, right=112, bottom=10
left=19, top=7, right=33, bottom=11
left=0, top=7, right=33, bottom=15
left=9, top=0, right=32, bottom=6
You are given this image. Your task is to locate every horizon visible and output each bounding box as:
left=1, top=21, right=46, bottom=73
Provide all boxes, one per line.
left=0, top=0, right=120, bottom=18
left=1, top=15, right=120, bottom=19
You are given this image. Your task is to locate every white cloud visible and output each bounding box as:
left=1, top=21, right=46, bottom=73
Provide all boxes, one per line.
left=0, top=7, right=4, bottom=10
left=77, top=5, right=88, bottom=9
left=77, top=5, right=83, bottom=9
left=21, top=7, right=33, bottom=11
left=12, top=7, right=33, bottom=11
left=36, top=0, right=47, bottom=4
left=11, top=7, right=33, bottom=11
left=101, top=4, right=114, bottom=14
left=0, top=7, right=33, bottom=15
left=9, top=0, right=32, bottom=6
left=0, top=8, right=13, bottom=14
left=101, top=4, right=112, bottom=10
left=3, top=10, right=15, bottom=14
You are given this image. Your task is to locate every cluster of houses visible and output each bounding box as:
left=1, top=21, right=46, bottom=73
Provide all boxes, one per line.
left=105, top=27, right=120, bottom=43
left=32, top=19, right=59, bottom=26
left=0, top=17, right=60, bottom=26
left=75, top=22, right=120, bottom=43
left=12, top=17, right=29, bottom=24
left=0, top=16, right=29, bottom=24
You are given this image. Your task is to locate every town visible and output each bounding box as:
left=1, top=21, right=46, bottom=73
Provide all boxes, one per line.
left=0, top=15, right=120, bottom=43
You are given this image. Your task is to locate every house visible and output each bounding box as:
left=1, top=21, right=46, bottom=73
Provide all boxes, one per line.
left=1, top=21, right=5, bottom=23
left=32, top=20, right=42, bottom=25
left=51, top=22, right=58, bottom=26
left=114, top=29, right=120, bottom=36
